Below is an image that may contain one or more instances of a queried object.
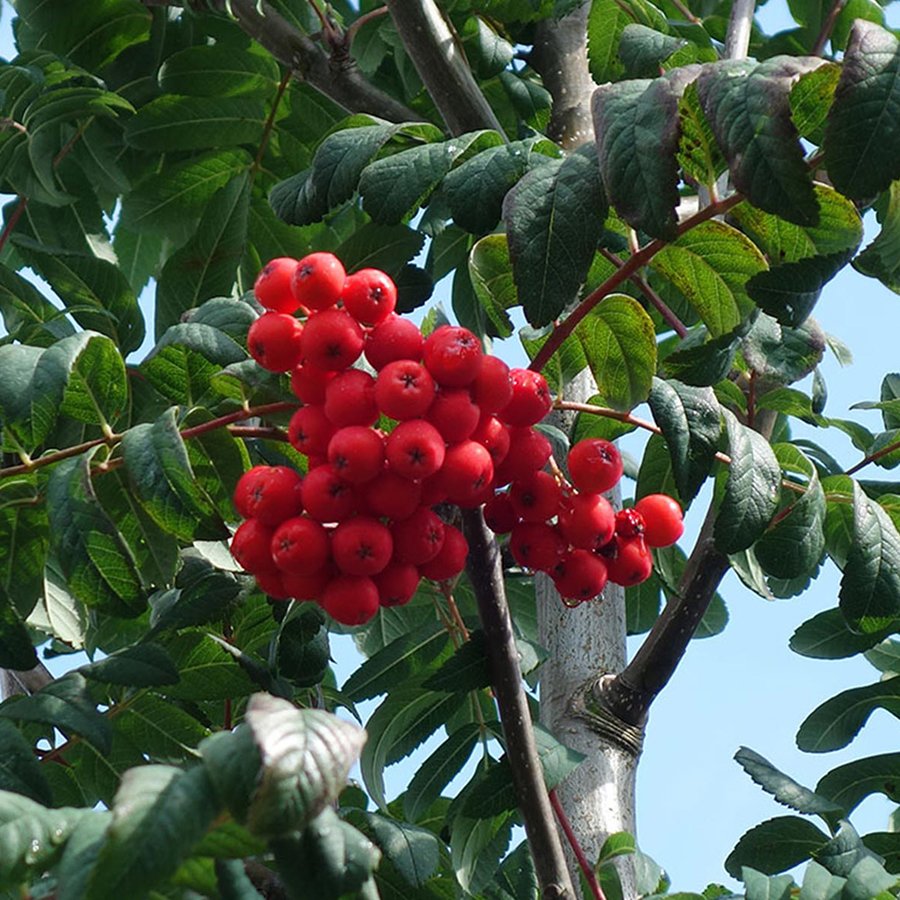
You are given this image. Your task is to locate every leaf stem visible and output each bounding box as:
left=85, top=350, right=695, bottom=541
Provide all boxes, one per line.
left=550, top=789, right=606, bottom=900
left=0, top=197, right=28, bottom=256
left=252, top=69, right=292, bottom=175
left=345, top=6, right=389, bottom=45
left=528, top=192, right=744, bottom=374
left=844, top=436, right=900, bottom=476
left=812, top=0, right=848, bottom=56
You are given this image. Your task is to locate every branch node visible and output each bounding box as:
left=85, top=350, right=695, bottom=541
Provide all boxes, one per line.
left=569, top=674, right=645, bottom=756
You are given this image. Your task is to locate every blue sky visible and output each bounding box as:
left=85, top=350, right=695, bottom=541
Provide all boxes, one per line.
left=3, top=0, right=900, bottom=892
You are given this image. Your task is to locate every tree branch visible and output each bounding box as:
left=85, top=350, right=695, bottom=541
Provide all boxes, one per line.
left=383, top=0, right=505, bottom=136
left=724, top=0, right=756, bottom=61
left=462, top=507, right=576, bottom=900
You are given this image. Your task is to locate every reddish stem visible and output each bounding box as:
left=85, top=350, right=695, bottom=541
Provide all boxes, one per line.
left=252, top=70, right=292, bottom=174
left=549, top=789, right=606, bottom=900
left=0, top=197, right=28, bottom=256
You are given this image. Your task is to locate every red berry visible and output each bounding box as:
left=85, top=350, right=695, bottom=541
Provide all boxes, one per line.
left=499, top=369, right=552, bottom=426
left=440, top=440, right=495, bottom=506
left=321, top=575, right=380, bottom=625
left=635, top=494, right=684, bottom=547
left=423, top=325, right=483, bottom=387
left=342, top=268, right=397, bottom=326
left=270, top=517, right=330, bottom=574
left=233, top=465, right=303, bottom=526
left=327, top=426, right=385, bottom=484
left=419, top=471, right=449, bottom=507
left=567, top=438, right=623, bottom=494
left=288, top=405, right=335, bottom=458
left=509, top=471, right=562, bottom=523
left=391, top=508, right=446, bottom=565
left=385, top=419, right=446, bottom=481
left=471, top=356, right=513, bottom=413
left=427, top=389, right=481, bottom=444
left=231, top=519, right=276, bottom=573
left=362, top=469, right=422, bottom=520
left=365, top=314, right=424, bottom=370
left=324, top=368, right=378, bottom=427
left=603, top=535, right=653, bottom=586
left=282, top=565, right=333, bottom=601
left=615, top=508, right=646, bottom=538
left=492, top=426, right=551, bottom=486
left=419, top=525, right=468, bottom=581
left=375, top=563, right=421, bottom=607
left=301, top=466, right=358, bottom=522
left=552, top=549, right=608, bottom=603
left=255, top=568, right=290, bottom=599
left=248, top=313, right=304, bottom=372
left=470, top=415, right=511, bottom=466
left=290, top=360, right=336, bottom=404
left=483, top=493, right=519, bottom=534
left=558, top=493, right=616, bottom=550
left=300, top=308, right=364, bottom=371
left=509, top=522, right=567, bottom=572
left=375, top=360, right=436, bottom=420
left=254, top=257, right=299, bottom=314
left=291, top=252, right=346, bottom=311
left=332, top=516, right=393, bottom=576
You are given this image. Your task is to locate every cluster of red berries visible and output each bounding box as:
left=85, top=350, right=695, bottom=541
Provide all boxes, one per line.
left=229, top=252, right=684, bottom=624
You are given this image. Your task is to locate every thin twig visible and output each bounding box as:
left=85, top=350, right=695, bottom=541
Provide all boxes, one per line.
left=812, top=0, right=848, bottom=56
left=550, top=790, right=606, bottom=900
left=0, top=197, right=28, bottom=256
left=845, top=436, right=900, bottom=476
left=252, top=69, right=292, bottom=174
left=346, top=6, right=389, bottom=45
left=668, top=0, right=701, bottom=25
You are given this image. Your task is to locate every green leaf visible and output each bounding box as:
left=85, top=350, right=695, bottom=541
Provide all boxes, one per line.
left=55, top=810, right=112, bottom=900
left=450, top=809, right=515, bottom=897
left=0, top=492, right=48, bottom=619
left=46, top=453, right=143, bottom=616
left=359, top=131, right=502, bottom=225
left=652, top=221, right=767, bottom=336
left=790, top=608, right=890, bottom=659
left=79, top=643, right=179, bottom=687
left=122, top=407, right=220, bottom=543
left=159, top=45, right=280, bottom=97
left=726, top=816, right=829, bottom=877
left=161, top=631, right=257, bottom=701
left=587, top=0, right=635, bottom=84
left=0, top=262, right=74, bottom=347
left=467, top=234, right=517, bottom=339
left=574, top=294, right=657, bottom=411
left=816, top=753, right=900, bottom=816
left=865, top=637, right=900, bottom=674
left=115, top=693, right=210, bottom=765
left=678, top=81, right=727, bottom=188
left=349, top=811, right=440, bottom=888
left=361, top=686, right=467, bottom=810
left=797, top=674, right=900, bottom=752
left=824, top=21, right=900, bottom=200
left=735, top=747, right=841, bottom=816
left=755, top=447, right=826, bottom=579
left=86, top=764, right=221, bottom=896
left=12, top=240, right=145, bottom=354
left=504, top=143, right=607, bottom=327
left=618, top=24, right=689, bottom=76
left=125, top=95, right=267, bottom=151
left=798, top=861, right=846, bottom=900
left=121, top=149, right=252, bottom=242
left=593, top=66, right=698, bottom=239
left=714, top=410, right=782, bottom=554
left=813, top=820, right=889, bottom=877
left=854, top=180, right=900, bottom=294
left=443, top=136, right=560, bottom=235
left=660, top=323, right=743, bottom=386
left=342, top=621, right=450, bottom=702
left=484, top=840, right=539, bottom=900
left=33, top=332, right=129, bottom=436
left=403, top=724, right=481, bottom=823
left=0, top=719, right=52, bottom=805
left=741, top=867, right=796, bottom=900
left=648, top=378, right=721, bottom=503
left=245, top=696, right=366, bottom=837
left=155, top=172, right=251, bottom=338
left=840, top=483, right=900, bottom=632
left=697, top=57, right=823, bottom=225
left=498, top=71, right=552, bottom=131
left=0, top=604, right=37, bottom=670
left=0, top=672, right=111, bottom=754
left=572, top=393, right=638, bottom=444
left=742, top=314, right=825, bottom=385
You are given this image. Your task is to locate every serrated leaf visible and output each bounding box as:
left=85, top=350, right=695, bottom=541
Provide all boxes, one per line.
left=678, top=81, right=727, bottom=188
left=86, top=764, right=221, bottom=897
left=697, top=56, right=824, bottom=225
left=46, top=453, right=143, bottom=616
left=504, top=143, right=607, bottom=327
left=361, top=687, right=467, bottom=810
left=155, top=173, right=250, bottom=338
left=660, top=323, right=742, bottom=386
left=450, top=809, right=515, bottom=896
left=726, top=817, right=829, bottom=877
left=159, top=45, right=279, bottom=97
left=587, top=0, right=634, bottom=84
left=742, top=314, right=825, bottom=385
left=0, top=262, right=74, bottom=347
left=161, top=631, right=257, bottom=701
left=797, top=675, right=900, bottom=752
left=865, top=637, right=900, bottom=674
left=0, top=491, right=48, bottom=619
left=714, top=410, right=782, bottom=554
left=403, top=723, right=481, bottom=823
left=618, top=24, right=689, bottom=76
left=484, top=840, right=539, bottom=900
left=824, top=21, right=900, bottom=200
left=816, top=753, right=900, bottom=816
left=735, top=747, right=841, bottom=816
left=854, top=180, right=900, bottom=294
left=0, top=672, right=111, bottom=754
left=840, top=483, right=900, bottom=632
left=124, top=95, right=267, bottom=151
left=651, top=221, right=767, bottom=336
left=467, top=233, right=516, bottom=339
left=755, top=447, right=826, bottom=579
left=648, top=378, right=721, bottom=503
left=0, top=719, right=52, bottom=805
left=243, top=695, right=367, bottom=837
left=350, top=811, right=440, bottom=888
left=498, top=71, right=551, bottom=131
left=593, top=66, right=698, bottom=239
left=122, top=407, right=220, bottom=543
left=813, top=820, right=886, bottom=877
left=573, top=294, right=657, bottom=411
left=79, top=643, right=179, bottom=687
left=444, top=136, right=559, bottom=235
left=741, top=867, right=796, bottom=900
